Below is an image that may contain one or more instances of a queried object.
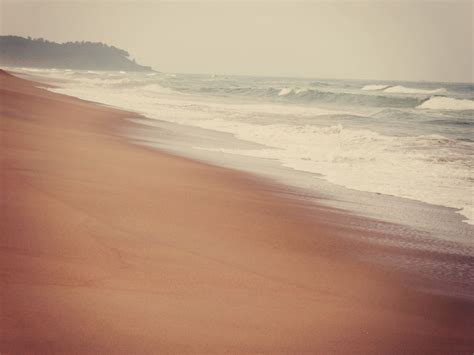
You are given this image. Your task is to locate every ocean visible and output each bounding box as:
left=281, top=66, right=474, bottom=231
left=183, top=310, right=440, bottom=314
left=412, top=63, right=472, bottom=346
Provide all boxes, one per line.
left=14, top=68, right=473, bottom=228
left=10, top=67, right=474, bottom=297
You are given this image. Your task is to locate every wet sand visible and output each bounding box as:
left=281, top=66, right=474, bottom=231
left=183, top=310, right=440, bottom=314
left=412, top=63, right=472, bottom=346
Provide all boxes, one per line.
left=1, top=70, right=473, bottom=353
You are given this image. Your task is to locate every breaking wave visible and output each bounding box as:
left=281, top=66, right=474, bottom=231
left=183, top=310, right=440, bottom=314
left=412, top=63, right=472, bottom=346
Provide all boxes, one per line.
left=417, top=96, right=474, bottom=111
left=188, top=85, right=425, bottom=108
left=362, top=84, right=447, bottom=95
left=278, top=88, right=293, bottom=96
left=362, top=84, right=390, bottom=91
left=384, top=85, right=447, bottom=95
left=275, top=88, right=424, bottom=108
left=200, top=121, right=473, bottom=224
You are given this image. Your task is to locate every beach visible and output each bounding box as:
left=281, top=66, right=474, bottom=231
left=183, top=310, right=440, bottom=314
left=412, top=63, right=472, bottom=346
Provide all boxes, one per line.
left=1, top=70, right=473, bottom=353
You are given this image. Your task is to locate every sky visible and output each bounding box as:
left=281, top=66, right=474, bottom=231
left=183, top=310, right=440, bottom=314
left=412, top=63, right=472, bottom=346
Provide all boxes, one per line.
left=1, top=0, right=472, bottom=82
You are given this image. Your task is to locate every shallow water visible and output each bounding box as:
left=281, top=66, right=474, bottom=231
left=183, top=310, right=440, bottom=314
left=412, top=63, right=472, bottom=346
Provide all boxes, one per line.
left=21, top=68, right=472, bottom=222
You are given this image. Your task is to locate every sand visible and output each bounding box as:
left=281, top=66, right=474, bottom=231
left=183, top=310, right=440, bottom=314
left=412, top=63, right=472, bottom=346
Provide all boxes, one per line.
left=1, top=70, right=473, bottom=353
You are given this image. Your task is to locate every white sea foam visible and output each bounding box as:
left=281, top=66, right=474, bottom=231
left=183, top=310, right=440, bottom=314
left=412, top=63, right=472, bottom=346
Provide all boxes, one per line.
left=142, top=84, right=178, bottom=95
left=294, top=88, right=309, bottom=94
left=278, top=88, right=293, bottom=96
left=384, top=85, right=447, bottom=94
left=417, top=96, right=474, bottom=110
left=278, top=88, right=309, bottom=96
left=361, top=84, right=390, bottom=91
left=198, top=122, right=473, bottom=224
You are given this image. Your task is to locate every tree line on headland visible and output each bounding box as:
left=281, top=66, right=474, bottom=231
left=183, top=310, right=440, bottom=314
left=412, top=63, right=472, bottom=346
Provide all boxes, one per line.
left=0, top=36, right=153, bottom=72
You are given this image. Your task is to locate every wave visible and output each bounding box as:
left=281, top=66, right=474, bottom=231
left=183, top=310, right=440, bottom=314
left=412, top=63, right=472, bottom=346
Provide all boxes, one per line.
left=186, top=84, right=424, bottom=108
left=192, top=83, right=469, bottom=112
left=310, top=81, right=330, bottom=86
left=41, top=67, right=473, bottom=224
left=142, top=83, right=178, bottom=95
left=417, top=97, right=474, bottom=111
left=200, top=122, right=473, bottom=224
left=62, top=72, right=435, bottom=110
left=362, top=84, right=447, bottom=95
left=278, top=88, right=293, bottom=96
left=279, top=88, right=423, bottom=108
left=362, top=84, right=390, bottom=91
left=384, top=85, right=447, bottom=94
left=278, top=87, right=310, bottom=96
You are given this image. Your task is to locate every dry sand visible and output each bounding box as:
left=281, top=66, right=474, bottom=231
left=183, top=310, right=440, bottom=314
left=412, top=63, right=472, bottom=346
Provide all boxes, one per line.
left=1, top=70, right=473, bottom=353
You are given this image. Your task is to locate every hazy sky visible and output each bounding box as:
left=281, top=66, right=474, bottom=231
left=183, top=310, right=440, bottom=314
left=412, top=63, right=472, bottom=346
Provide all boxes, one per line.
left=1, top=0, right=472, bottom=82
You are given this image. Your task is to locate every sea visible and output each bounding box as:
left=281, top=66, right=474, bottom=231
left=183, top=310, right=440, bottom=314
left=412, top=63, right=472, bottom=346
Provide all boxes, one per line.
left=10, top=67, right=474, bottom=297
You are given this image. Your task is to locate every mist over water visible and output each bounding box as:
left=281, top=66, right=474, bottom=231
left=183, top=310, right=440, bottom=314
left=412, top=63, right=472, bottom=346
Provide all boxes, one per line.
left=16, top=67, right=474, bottom=226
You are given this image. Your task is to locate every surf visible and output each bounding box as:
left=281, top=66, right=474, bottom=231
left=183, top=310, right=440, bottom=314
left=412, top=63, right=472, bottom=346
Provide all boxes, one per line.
left=417, top=96, right=474, bottom=110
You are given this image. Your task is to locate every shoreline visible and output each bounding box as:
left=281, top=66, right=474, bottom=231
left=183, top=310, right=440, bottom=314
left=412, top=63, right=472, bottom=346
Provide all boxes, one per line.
left=14, top=69, right=474, bottom=232
left=1, top=70, right=473, bottom=353
left=126, top=115, right=472, bottom=238
left=16, top=66, right=474, bottom=227
left=11, top=67, right=474, bottom=228
left=124, top=113, right=474, bottom=301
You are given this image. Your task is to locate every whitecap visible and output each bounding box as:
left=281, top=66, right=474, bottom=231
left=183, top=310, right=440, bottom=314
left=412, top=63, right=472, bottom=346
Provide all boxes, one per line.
left=418, top=96, right=474, bottom=110
left=361, top=84, right=390, bottom=91
left=278, top=88, right=293, bottom=96
left=384, top=85, right=447, bottom=95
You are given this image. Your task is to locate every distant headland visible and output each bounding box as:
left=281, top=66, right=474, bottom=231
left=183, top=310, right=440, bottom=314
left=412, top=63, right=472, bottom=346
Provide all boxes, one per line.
left=0, top=36, right=154, bottom=72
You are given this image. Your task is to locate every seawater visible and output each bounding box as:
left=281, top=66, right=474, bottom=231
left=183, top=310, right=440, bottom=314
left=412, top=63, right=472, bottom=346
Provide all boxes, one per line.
left=19, top=68, right=473, bottom=225
left=10, top=67, right=474, bottom=297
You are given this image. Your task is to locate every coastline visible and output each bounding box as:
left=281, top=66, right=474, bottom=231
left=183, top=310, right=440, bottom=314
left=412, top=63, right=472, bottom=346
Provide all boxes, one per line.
left=1, top=70, right=473, bottom=353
